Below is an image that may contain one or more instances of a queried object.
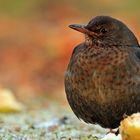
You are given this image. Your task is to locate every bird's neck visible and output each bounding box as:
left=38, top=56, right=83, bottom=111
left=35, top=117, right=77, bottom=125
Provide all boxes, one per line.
left=85, top=35, right=95, bottom=46
left=85, top=34, right=140, bottom=48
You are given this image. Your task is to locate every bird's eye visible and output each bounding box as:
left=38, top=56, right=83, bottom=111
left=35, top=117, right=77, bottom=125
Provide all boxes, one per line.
left=100, top=28, right=107, bottom=34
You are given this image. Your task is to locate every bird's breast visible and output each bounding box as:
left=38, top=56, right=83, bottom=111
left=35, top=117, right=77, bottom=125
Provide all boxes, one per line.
left=67, top=46, right=138, bottom=103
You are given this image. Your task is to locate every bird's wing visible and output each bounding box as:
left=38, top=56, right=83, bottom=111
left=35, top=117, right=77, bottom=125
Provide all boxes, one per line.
left=128, top=46, right=140, bottom=91
left=132, top=46, right=140, bottom=60
left=128, top=46, right=140, bottom=68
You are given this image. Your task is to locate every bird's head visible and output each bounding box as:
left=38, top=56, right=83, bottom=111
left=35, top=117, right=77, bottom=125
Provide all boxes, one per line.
left=69, top=16, right=139, bottom=47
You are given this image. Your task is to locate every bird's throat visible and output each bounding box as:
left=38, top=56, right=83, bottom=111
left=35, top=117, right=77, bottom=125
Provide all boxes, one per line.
left=85, top=34, right=101, bottom=47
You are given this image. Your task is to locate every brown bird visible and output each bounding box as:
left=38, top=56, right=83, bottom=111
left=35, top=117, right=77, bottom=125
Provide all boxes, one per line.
left=64, top=16, right=140, bottom=130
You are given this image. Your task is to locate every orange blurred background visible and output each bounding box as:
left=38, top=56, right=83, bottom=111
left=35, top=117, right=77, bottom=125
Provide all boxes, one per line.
left=0, top=0, right=140, bottom=102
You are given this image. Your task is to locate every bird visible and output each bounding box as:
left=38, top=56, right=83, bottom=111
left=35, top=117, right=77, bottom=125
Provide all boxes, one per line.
left=64, top=16, right=140, bottom=131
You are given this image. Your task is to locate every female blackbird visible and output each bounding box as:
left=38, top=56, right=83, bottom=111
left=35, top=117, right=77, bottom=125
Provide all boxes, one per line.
left=64, top=16, right=140, bottom=129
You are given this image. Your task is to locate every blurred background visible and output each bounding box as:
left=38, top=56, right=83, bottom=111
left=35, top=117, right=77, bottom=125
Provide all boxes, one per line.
left=0, top=0, right=140, bottom=105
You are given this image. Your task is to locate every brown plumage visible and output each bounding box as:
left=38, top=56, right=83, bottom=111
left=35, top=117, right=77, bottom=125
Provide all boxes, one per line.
left=64, top=16, right=140, bottom=129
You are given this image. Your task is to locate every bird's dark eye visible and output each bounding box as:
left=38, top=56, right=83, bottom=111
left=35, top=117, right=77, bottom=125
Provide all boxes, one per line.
left=100, top=28, right=107, bottom=34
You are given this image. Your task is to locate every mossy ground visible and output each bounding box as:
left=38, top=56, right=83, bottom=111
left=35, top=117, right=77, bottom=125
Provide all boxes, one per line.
left=0, top=97, right=121, bottom=140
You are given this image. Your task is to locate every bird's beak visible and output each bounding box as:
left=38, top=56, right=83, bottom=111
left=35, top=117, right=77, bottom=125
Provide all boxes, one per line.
left=69, top=24, right=97, bottom=36
left=69, top=24, right=88, bottom=34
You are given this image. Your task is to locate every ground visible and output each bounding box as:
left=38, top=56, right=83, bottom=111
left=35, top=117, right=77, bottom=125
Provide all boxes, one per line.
left=0, top=97, right=122, bottom=140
